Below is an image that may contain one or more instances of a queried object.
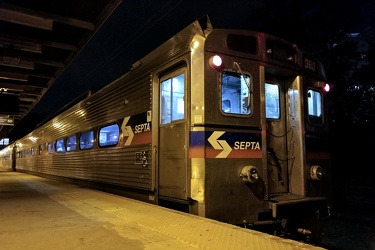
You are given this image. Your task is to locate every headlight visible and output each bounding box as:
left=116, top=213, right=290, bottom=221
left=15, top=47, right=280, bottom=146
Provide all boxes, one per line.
left=240, top=166, right=259, bottom=184
left=310, top=165, right=325, bottom=181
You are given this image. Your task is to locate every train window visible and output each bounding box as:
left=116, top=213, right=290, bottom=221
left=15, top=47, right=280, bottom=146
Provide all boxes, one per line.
left=56, top=139, right=66, bottom=153
left=160, top=72, right=185, bottom=124
left=221, top=71, right=251, bottom=115
left=66, top=135, right=77, bottom=152
left=265, top=83, right=280, bottom=119
left=80, top=131, right=94, bottom=150
left=0, top=138, right=9, bottom=145
left=99, top=124, right=119, bottom=147
left=40, top=143, right=46, bottom=155
left=307, top=89, right=323, bottom=125
left=47, top=142, right=54, bottom=154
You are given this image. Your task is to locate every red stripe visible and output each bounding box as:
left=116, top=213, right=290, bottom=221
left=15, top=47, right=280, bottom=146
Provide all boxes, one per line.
left=130, top=131, right=151, bottom=145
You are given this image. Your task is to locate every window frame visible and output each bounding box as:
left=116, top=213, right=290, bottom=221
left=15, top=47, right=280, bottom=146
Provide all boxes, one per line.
left=307, top=88, right=324, bottom=126
left=47, top=142, right=54, bottom=154
left=79, top=130, right=95, bottom=150
left=55, top=138, right=66, bottom=153
left=220, top=70, right=253, bottom=117
left=160, top=67, right=186, bottom=125
left=66, top=135, right=77, bottom=152
left=98, top=123, right=120, bottom=148
left=265, top=82, right=281, bottom=120
left=38, top=144, right=43, bottom=156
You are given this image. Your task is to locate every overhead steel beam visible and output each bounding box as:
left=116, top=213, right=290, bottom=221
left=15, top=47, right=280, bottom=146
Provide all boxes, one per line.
left=0, top=7, right=53, bottom=30
left=0, top=3, right=95, bottom=30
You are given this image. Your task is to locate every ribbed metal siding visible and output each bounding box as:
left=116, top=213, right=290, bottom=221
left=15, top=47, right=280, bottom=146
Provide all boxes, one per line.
left=16, top=72, right=152, bottom=190
left=38, top=76, right=151, bottom=140
left=13, top=16, right=211, bottom=192
left=43, top=145, right=152, bottom=190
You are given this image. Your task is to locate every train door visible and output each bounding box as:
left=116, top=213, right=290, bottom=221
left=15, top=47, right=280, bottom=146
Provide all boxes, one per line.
left=158, top=67, right=188, bottom=201
left=264, top=76, right=289, bottom=195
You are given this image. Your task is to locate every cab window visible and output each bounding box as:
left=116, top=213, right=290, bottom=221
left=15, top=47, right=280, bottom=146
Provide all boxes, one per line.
left=221, top=71, right=251, bottom=115
left=99, top=124, right=119, bottom=147
left=307, top=89, right=323, bottom=125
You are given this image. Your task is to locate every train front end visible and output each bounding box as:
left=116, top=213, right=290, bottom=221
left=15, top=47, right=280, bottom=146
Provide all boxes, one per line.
left=189, top=28, right=331, bottom=243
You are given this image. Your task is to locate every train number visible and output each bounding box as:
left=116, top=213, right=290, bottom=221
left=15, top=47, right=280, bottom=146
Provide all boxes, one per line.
left=304, top=58, right=316, bottom=72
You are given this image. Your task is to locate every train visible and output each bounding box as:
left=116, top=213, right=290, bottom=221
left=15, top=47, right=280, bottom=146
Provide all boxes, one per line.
left=0, top=15, right=332, bottom=244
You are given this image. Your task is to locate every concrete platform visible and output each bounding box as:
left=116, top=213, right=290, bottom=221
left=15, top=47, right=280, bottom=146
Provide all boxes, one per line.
left=0, top=169, right=324, bottom=249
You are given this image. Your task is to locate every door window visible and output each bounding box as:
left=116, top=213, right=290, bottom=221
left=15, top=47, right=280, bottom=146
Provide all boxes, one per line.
left=160, top=70, right=185, bottom=125
left=265, top=83, right=280, bottom=119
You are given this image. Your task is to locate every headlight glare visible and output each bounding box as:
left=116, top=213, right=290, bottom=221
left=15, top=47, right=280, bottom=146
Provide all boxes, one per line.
left=310, top=165, right=325, bottom=181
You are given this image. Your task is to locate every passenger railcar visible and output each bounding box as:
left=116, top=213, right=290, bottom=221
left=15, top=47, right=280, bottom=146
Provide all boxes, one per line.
left=1, top=15, right=332, bottom=243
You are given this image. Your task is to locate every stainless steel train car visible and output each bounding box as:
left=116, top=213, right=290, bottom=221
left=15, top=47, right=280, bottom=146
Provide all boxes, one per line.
left=1, top=15, right=332, bottom=243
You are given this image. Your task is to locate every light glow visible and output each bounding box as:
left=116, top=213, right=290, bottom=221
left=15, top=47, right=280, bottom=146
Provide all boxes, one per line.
left=324, top=83, right=331, bottom=92
left=28, top=136, right=37, bottom=142
left=209, top=55, right=223, bottom=69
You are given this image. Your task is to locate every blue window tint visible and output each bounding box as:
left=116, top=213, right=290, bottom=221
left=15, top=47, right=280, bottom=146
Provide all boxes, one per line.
left=99, top=124, right=119, bottom=147
left=308, top=89, right=323, bottom=125
left=47, top=142, right=54, bottom=154
left=160, top=73, right=185, bottom=124
left=221, top=72, right=251, bottom=115
left=66, top=135, right=77, bottom=152
left=56, top=139, right=65, bottom=153
left=80, top=131, right=94, bottom=150
left=265, top=83, right=280, bottom=119
left=0, top=138, right=9, bottom=145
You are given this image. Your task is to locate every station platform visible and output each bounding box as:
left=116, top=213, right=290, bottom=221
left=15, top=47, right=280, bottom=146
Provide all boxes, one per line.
left=0, top=169, right=324, bottom=249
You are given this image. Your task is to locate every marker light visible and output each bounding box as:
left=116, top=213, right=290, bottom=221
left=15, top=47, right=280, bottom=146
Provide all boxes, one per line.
left=314, top=81, right=332, bottom=93
left=209, top=55, right=223, bottom=69
left=324, top=83, right=330, bottom=92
